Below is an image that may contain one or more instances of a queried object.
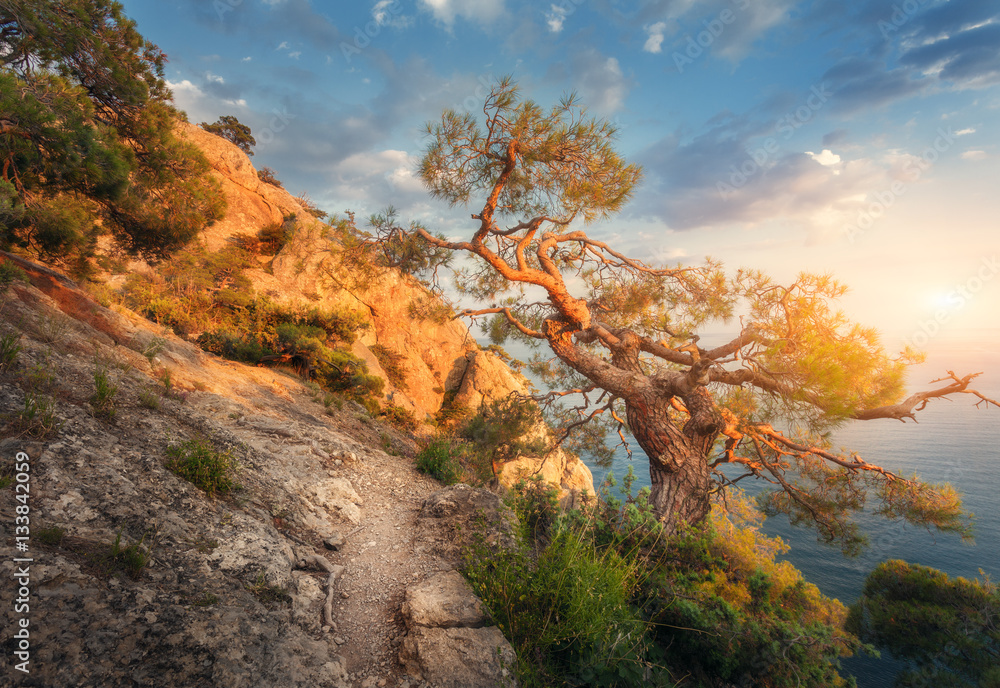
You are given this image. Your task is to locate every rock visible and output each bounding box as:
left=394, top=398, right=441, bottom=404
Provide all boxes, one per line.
left=451, top=349, right=527, bottom=412
left=498, top=445, right=596, bottom=504
left=323, top=533, right=346, bottom=551
left=415, top=485, right=516, bottom=566
left=399, top=627, right=518, bottom=688
left=401, top=570, right=487, bottom=630
left=399, top=569, right=517, bottom=688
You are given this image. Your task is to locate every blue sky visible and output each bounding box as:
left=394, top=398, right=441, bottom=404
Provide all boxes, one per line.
left=120, top=0, right=1000, bottom=350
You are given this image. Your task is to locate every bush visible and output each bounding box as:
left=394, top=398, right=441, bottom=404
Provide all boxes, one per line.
left=415, top=439, right=464, bottom=485
left=464, top=481, right=668, bottom=687
left=165, top=437, right=241, bottom=497
left=464, top=477, right=859, bottom=688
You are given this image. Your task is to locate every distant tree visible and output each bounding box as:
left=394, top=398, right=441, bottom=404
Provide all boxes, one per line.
left=257, top=167, right=283, bottom=187
left=403, top=76, right=998, bottom=552
left=200, top=115, right=256, bottom=157
left=0, top=0, right=225, bottom=262
left=848, top=560, right=1000, bottom=687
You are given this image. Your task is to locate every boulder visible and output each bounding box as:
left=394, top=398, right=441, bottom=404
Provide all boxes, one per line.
left=399, top=570, right=517, bottom=688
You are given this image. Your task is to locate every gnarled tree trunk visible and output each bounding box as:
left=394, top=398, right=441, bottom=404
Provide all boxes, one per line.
left=624, top=386, right=720, bottom=535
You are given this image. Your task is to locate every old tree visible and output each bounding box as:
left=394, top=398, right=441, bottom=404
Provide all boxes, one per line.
left=411, top=78, right=997, bottom=553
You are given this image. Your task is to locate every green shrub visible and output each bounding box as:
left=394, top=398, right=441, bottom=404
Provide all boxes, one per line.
left=37, top=526, right=65, bottom=546
left=0, top=332, right=21, bottom=371
left=98, top=528, right=153, bottom=580
left=464, top=482, right=668, bottom=687
left=90, top=364, right=118, bottom=419
left=165, top=437, right=241, bottom=497
left=415, top=439, right=465, bottom=485
left=381, top=403, right=418, bottom=431
left=12, top=393, right=60, bottom=439
left=0, top=259, right=28, bottom=288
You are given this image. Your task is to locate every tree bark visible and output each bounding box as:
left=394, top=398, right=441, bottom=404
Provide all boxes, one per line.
left=623, top=387, right=718, bottom=535
left=545, top=321, right=721, bottom=534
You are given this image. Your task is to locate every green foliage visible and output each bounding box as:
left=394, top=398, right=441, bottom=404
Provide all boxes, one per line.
left=165, top=437, right=241, bottom=497
left=465, top=480, right=670, bottom=687
left=0, top=331, right=21, bottom=371
left=848, top=560, right=1000, bottom=687
left=90, top=363, right=118, bottom=419
left=422, top=76, right=641, bottom=224
left=36, top=526, right=66, bottom=546
left=0, top=1, right=225, bottom=261
left=647, top=495, right=863, bottom=687
left=244, top=572, right=292, bottom=606
left=463, top=396, right=549, bottom=463
left=467, top=480, right=861, bottom=687
left=380, top=403, right=418, bottom=431
left=200, top=115, right=256, bottom=156
left=415, top=439, right=466, bottom=485
left=256, top=218, right=295, bottom=255
left=11, top=392, right=60, bottom=439
left=101, top=528, right=154, bottom=580
left=138, top=387, right=161, bottom=410
left=0, top=258, right=28, bottom=288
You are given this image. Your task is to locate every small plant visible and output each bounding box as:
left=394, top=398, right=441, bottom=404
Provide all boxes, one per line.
left=192, top=592, right=219, bottom=607
left=99, top=528, right=154, bottom=580
left=12, top=393, right=60, bottom=439
left=165, top=437, right=241, bottom=496
left=37, top=526, right=66, bottom=546
left=141, top=337, right=166, bottom=366
left=245, top=572, right=291, bottom=606
left=0, top=260, right=28, bottom=288
left=0, top=332, right=21, bottom=371
left=90, top=364, right=118, bottom=419
left=24, top=356, right=57, bottom=393
left=138, top=388, right=161, bottom=410
left=35, top=312, right=70, bottom=345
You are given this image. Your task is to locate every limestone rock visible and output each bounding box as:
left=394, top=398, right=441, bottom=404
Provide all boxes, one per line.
left=451, top=349, right=527, bottom=412
left=400, top=569, right=517, bottom=687
left=401, top=570, right=487, bottom=630
left=414, top=485, right=517, bottom=566
left=400, top=626, right=518, bottom=688
left=498, top=446, right=596, bottom=505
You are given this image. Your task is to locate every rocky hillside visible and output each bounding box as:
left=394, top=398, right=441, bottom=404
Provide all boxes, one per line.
left=0, top=123, right=593, bottom=687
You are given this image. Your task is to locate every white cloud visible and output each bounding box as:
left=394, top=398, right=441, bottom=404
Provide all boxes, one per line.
left=546, top=4, right=568, bottom=33
left=644, top=22, right=667, bottom=54
left=807, top=149, right=841, bottom=166
left=418, top=0, right=505, bottom=27
left=961, top=150, right=988, bottom=160
left=373, top=0, right=414, bottom=28
left=556, top=50, right=632, bottom=115
left=955, top=127, right=976, bottom=136
left=276, top=41, right=290, bottom=51
left=205, top=72, right=225, bottom=84
left=288, top=51, right=302, bottom=59
left=241, top=56, right=253, bottom=62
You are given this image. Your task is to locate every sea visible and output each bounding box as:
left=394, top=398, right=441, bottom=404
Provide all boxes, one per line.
left=582, top=338, right=1000, bottom=687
